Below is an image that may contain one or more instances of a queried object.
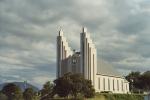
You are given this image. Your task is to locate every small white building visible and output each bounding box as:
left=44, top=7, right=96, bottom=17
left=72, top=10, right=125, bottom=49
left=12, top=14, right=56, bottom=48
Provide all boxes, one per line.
left=56, top=28, right=129, bottom=93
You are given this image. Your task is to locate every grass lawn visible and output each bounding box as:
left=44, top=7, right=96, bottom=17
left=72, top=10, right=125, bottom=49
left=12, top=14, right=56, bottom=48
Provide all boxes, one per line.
left=87, top=93, right=144, bottom=100
left=50, top=93, right=144, bottom=100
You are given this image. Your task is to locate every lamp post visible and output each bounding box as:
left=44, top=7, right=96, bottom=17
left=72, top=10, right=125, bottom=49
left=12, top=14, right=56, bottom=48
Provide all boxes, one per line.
left=130, top=79, right=134, bottom=94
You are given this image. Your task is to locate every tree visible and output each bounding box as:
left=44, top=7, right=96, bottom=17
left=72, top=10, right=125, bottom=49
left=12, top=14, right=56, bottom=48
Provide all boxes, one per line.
left=141, top=71, right=150, bottom=91
left=40, top=81, right=54, bottom=100
left=125, top=71, right=142, bottom=91
left=125, top=71, right=150, bottom=93
left=2, top=83, right=23, bottom=100
left=53, top=73, right=72, bottom=98
left=82, top=80, right=95, bottom=98
left=53, top=73, right=95, bottom=99
left=69, top=73, right=85, bottom=99
left=0, top=91, right=8, bottom=100
left=23, top=88, right=36, bottom=100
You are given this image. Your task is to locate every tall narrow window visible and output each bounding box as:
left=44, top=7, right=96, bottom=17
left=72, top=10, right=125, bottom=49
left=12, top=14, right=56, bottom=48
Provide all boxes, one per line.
left=86, top=39, right=88, bottom=78
left=117, top=80, right=119, bottom=91
left=64, top=49, right=66, bottom=58
left=88, top=46, right=91, bottom=80
left=103, top=78, right=105, bottom=90
left=108, top=78, right=110, bottom=91
left=113, top=79, right=115, bottom=91
left=98, top=77, right=100, bottom=89
left=61, top=42, right=63, bottom=59
left=122, top=81, right=123, bottom=91
left=93, top=54, right=95, bottom=85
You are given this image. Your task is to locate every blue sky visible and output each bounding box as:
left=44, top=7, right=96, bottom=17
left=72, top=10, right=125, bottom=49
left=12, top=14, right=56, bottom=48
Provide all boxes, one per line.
left=0, top=0, right=150, bottom=88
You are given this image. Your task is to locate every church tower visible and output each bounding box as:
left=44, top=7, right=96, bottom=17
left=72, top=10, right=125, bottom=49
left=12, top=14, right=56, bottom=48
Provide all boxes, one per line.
left=57, top=28, right=97, bottom=87
left=80, top=27, right=97, bottom=87
left=56, top=29, right=73, bottom=78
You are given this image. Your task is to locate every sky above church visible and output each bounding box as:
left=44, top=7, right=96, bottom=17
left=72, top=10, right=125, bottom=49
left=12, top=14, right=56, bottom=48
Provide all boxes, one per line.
left=0, top=0, right=150, bottom=88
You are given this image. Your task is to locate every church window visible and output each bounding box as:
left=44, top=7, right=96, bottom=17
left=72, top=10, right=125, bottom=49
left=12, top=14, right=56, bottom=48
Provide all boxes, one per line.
left=108, top=78, right=110, bottom=91
left=117, top=80, right=119, bottom=91
left=88, top=44, right=90, bottom=79
left=113, top=79, right=115, bottom=91
left=64, top=50, right=66, bottom=58
left=98, top=77, right=100, bottom=89
left=93, top=54, right=95, bottom=83
left=122, top=80, right=123, bottom=91
left=72, top=57, right=77, bottom=64
left=103, top=78, right=105, bottom=90
left=62, top=42, right=63, bottom=58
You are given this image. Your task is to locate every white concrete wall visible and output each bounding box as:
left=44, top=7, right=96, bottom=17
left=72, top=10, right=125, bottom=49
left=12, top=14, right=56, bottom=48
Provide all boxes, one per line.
left=95, top=75, right=129, bottom=93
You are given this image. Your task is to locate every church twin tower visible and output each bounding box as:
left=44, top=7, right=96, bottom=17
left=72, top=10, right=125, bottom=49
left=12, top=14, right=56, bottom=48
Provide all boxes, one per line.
left=57, top=27, right=97, bottom=86
left=56, top=28, right=129, bottom=93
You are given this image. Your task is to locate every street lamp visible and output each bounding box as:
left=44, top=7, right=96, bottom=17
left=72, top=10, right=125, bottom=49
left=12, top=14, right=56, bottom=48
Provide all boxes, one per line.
left=130, top=79, right=134, bottom=94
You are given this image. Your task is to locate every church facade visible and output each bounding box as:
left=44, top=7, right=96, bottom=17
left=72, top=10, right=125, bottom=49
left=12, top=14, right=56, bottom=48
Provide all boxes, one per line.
left=56, top=28, right=129, bottom=93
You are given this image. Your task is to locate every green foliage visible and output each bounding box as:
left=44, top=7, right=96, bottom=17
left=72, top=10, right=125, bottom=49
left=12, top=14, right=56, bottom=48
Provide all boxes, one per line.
left=23, top=88, right=39, bottom=100
left=82, top=80, right=95, bottom=98
left=53, top=73, right=95, bottom=99
left=87, top=94, right=144, bottom=100
left=69, top=73, right=84, bottom=98
left=126, top=71, right=150, bottom=92
left=53, top=73, right=73, bottom=98
left=126, top=71, right=141, bottom=90
left=141, top=71, right=150, bottom=90
left=40, top=81, right=54, bottom=100
left=0, top=91, right=8, bottom=100
left=2, top=83, right=23, bottom=100
left=104, top=94, right=144, bottom=100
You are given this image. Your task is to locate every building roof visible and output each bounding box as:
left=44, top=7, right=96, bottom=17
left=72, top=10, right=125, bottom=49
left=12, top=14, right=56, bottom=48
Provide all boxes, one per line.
left=97, top=59, right=122, bottom=78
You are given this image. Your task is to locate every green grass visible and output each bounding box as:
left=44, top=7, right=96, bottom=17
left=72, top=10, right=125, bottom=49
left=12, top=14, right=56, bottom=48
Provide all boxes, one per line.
left=87, top=93, right=144, bottom=100
left=49, top=93, right=144, bottom=100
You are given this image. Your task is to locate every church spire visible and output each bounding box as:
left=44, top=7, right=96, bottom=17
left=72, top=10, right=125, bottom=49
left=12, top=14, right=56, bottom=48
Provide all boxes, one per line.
left=82, top=27, right=87, bottom=33
left=59, top=27, right=63, bottom=36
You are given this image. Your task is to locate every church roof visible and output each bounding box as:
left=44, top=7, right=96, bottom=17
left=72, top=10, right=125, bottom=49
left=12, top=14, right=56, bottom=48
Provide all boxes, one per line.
left=97, top=59, right=122, bottom=78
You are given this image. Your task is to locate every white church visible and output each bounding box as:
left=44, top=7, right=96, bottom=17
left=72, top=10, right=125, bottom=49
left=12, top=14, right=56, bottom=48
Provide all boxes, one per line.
left=56, top=28, right=129, bottom=93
